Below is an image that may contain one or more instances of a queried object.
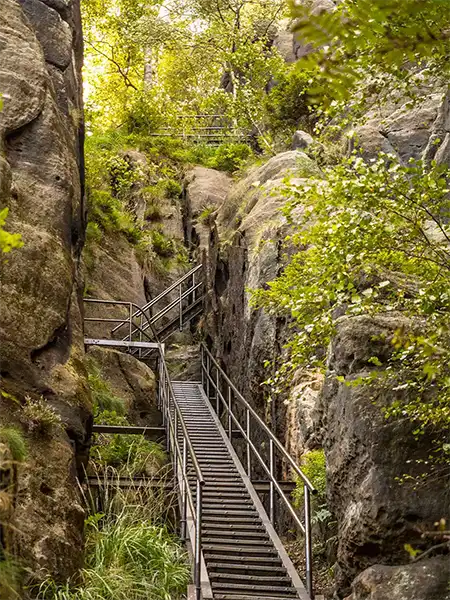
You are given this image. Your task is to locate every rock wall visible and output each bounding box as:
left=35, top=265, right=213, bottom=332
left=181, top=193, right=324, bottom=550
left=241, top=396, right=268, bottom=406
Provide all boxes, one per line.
left=188, top=112, right=450, bottom=597
left=0, top=0, right=89, bottom=587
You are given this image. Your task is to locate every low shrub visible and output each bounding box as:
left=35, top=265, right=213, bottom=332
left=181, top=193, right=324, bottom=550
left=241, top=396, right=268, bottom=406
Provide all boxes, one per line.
left=207, top=142, right=253, bottom=173
left=150, top=229, right=175, bottom=258
left=37, top=466, right=188, bottom=600
left=86, top=358, right=125, bottom=415
left=293, top=449, right=327, bottom=508
left=92, top=410, right=166, bottom=476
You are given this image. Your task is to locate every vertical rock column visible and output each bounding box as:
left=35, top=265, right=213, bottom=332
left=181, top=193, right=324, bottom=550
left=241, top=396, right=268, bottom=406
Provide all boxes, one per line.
left=0, top=0, right=91, bottom=584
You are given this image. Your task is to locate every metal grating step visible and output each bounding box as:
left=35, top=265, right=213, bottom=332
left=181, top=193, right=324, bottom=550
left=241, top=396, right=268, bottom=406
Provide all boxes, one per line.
left=172, top=381, right=305, bottom=600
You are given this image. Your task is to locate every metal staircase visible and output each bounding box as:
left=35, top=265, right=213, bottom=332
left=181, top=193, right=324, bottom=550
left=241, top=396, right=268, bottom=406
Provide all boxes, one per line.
left=83, top=264, right=318, bottom=600
left=173, top=380, right=309, bottom=600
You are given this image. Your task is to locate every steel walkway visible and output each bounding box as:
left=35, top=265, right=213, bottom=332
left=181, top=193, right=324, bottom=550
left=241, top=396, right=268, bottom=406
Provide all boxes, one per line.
left=84, top=266, right=317, bottom=600
left=172, top=381, right=309, bottom=600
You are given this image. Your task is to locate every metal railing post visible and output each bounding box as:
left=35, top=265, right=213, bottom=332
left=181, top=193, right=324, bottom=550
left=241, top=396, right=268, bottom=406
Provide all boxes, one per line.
left=129, top=303, right=132, bottom=343
left=179, top=283, right=183, bottom=331
left=246, top=409, right=251, bottom=477
left=174, top=411, right=179, bottom=474
left=216, top=367, right=220, bottom=414
left=201, top=345, right=205, bottom=389
left=181, top=436, right=187, bottom=540
left=195, top=479, right=203, bottom=600
left=304, top=486, right=313, bottom=599
left=139, top=313, right=143, bottom=358
left=206, top=354, right=210, bottom=399
left=227, top=385, right=232, bottom=439
left=269, top=439, right=275, bottom=525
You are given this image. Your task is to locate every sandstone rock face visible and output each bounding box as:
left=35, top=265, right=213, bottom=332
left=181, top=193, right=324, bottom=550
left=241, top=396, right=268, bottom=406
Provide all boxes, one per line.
left=350, top=90, right=450, bottom=164
left=323, top=314, right=450, bottom=594
left=188, top=153, right=322, bottom=448
left=0, top=0, right=89, bottom=585
left=87, top=347, right=159, bottom=426
left=184, top=166, right=232, bottom=251
left=345, top=556, right=450, bottom=600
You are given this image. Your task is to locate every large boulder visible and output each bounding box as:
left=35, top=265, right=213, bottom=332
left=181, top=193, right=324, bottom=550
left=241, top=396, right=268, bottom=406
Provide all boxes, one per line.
left=323, top=314, right=450, bottom=594
left=344, top=556, right=450, bottom=600
left=0, top=0, right=89, bottom=585
left=184, top=166, right=232, bottom=251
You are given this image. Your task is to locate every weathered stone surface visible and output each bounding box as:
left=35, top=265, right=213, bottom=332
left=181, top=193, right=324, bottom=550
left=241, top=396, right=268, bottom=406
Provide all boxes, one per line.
left=348, top=125, right=399, bottom=161
left=192, top=155, right=321, bottom=450
left=292, top=130, right=314, bottom=150
left=323, top=314, right=450, bottom=595
left=87, top=347, right=159, bottom=426
left=344, top=556, right=450, bottom=600
left=18, top=0, right=73, bottom=69
left=0, top=0, right=88, bottom=586
left=184, top=166, right=231, bottom=251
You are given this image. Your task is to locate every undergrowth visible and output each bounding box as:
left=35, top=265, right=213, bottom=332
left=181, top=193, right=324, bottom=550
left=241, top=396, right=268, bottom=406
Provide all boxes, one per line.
left=37, top=465, right=188, bottom=600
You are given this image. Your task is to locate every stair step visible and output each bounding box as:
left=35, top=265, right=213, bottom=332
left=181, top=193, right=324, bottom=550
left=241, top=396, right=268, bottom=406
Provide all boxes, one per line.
left=202, top=538, right=272, bottom=546
left=203, top=545, right=278, bottom=555
left=207, top=563, right=286, bottom=574
left=203, top=509, right=258, bottom=516
left=213, top=595, right=298, bottom=600
left=204, top=555, right=283, bottom=565
left=202, top=530, right=269, bottom=540
left=201, top=522, right=265, bottom=531
left=211, top=583, right=297, bottom=595
left=203, top=512, right=260, bottom=520
left=210, top=573, right=291, bottom=584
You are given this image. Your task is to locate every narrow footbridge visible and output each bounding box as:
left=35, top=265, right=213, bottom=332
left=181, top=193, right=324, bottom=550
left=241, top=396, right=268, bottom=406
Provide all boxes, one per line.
left=84, top=266, right=318, bottom=600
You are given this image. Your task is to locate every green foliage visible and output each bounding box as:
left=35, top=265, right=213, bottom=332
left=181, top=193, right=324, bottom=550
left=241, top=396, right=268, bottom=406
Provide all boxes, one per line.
left=92, top=410, right=166, bottom=476
left=265, top=68, right=311, bottom=134
left=38, top=467, right=189, bottom=600
left=293, top=449, right=327, bottom=508
left=22, top=397, right=62, bottom=435
left=0, top=427, right=27, bottom=462
left=292, top=0, right=450, bottom=122
left=163, top=179, right=182, bottom=198
left=0, top=208, right=23, bottom=255
left=86, top=358, right=126, bottom=415
left=252, top=154, right=450, bottom=471
left=207, top=142, right=253, bottom=173
left=0, top=554, right=22, bottom=600
left=198, top=206, right=215, bottom=226
left=150, top=229, right=175, bottom=258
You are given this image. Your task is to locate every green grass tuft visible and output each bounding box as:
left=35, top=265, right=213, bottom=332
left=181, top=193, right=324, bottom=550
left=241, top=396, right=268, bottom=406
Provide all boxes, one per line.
left=0, top=427, right=27, bottom=462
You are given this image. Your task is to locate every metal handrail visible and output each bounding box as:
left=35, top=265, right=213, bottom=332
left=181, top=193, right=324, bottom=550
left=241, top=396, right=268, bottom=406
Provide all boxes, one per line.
left=200, top=342, right=316, bottom=598
left=83, top=298, right=205, bottom=599
left=111, top=265, right=203, bottom=336
left=124, top=282, right=203, bottom=341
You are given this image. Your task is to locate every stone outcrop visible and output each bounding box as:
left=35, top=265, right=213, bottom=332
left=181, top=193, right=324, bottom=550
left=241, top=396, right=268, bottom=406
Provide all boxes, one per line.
left=193, top=145, right=450, bottom=599
left=350, top=91, right=450, bottom=164
left=322, top=314, right=450, bottom=594
left=0, top=0, right=89, bottom=586
left=344, top=556, right=450, bottom=600
left=186, top=151, right=321, bottom=445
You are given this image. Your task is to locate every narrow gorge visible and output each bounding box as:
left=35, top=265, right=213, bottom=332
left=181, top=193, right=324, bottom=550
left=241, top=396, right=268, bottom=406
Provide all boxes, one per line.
left=0, top=0, right=449, bottom=599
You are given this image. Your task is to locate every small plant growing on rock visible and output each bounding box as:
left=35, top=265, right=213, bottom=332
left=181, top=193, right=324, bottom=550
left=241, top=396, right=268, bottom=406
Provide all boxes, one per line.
left=22, top=396, right=62, bottom=435
left=0, top=427, right=27, bottom=462
left=198, top=206, right=215, bottom=226
left=144, top=203, right=163, bottom=222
